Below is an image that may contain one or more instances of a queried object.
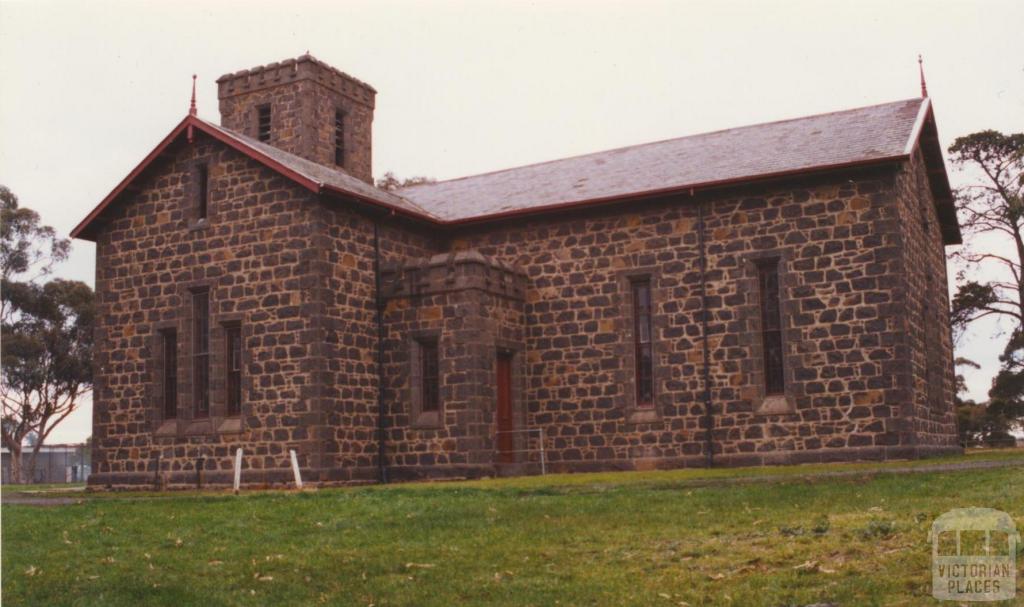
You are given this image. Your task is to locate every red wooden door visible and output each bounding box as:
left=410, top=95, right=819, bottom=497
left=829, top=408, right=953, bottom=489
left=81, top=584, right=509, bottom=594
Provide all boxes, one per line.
left=496, top=351, right=515, bottom=463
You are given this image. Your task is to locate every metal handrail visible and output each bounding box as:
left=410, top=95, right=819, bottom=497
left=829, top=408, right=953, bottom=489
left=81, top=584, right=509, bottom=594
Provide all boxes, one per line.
left=494, top=427, right=546, bottom=475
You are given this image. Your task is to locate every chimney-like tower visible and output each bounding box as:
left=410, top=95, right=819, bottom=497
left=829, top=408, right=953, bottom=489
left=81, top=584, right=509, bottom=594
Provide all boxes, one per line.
left=216, top=54, right=376, bottom=183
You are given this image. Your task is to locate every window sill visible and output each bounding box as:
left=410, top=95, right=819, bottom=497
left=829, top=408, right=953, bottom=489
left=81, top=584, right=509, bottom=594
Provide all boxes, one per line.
left=411, top=410, right=442, bottom=430
left=217, top=417, right=243, bottom=434
left=626, top=408, right=661, bottom=425
left=754, top=394, right=796, bottom=416
left=152, top=416, right=244, bottom=438
left=155, top=419, right=178, bottom=437
left=183, top=418, right=214, bottom=436
left=188, top=218, right=210, bottom=232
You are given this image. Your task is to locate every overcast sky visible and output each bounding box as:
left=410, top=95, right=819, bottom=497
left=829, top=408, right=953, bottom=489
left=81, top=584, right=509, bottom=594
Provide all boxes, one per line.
left=1, top=0, right=1022, bottom=443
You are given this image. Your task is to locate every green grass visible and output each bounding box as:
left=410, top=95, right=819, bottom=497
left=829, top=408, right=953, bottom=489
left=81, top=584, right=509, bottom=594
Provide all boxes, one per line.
left=3, top=456, right=1023, bottom=606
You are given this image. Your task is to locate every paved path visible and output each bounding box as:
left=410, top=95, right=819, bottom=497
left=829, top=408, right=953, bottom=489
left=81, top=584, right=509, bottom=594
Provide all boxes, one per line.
left=1, top=495, right=84, bottom=506
left=1, top=485, right=86, bottom=506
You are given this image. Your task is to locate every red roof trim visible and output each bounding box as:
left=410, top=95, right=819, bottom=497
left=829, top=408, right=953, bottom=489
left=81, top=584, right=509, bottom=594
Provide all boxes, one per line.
left=72, top=114, right=932, bottom=240
left=71, top=116, right=324, bottom=240
left=910, top=103, right=961, bottom=245
left=71, top=115, right=441, bottom=240
left=904, top=97, right=932, bottom=158
left=197, top=120, right=322, bottom=193
left=72, top=116, right=191, bottom=239
left=319, top=183, right=435, bottom=223
left=443, top=155, right=909, bottom=227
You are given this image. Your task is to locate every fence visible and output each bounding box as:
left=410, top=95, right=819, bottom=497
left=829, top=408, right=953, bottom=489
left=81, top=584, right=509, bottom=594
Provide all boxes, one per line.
left=0, top=444, right=91, bottom=484
left=963, top=438, right=1022, bottom=450
left=494, top=427, right=547, bottom=475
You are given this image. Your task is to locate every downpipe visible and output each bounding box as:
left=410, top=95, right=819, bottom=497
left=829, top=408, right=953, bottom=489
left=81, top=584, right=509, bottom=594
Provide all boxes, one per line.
left=373, top=219, right=389, bottom=483
left=697, top=200, right=715, bottom=468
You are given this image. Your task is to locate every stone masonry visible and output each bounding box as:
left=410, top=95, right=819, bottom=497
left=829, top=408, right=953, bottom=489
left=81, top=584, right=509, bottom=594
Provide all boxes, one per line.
left=79, top=55, right=961, bottom=488
left=448, top=162, right=957, bottom=470
left=217, top=54, right=375, bottom=183
left=380, top=251, right=527, bottom=480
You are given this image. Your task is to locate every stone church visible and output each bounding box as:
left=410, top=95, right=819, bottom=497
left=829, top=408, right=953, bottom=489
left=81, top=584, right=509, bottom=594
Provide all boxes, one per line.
left=73, top=54, right=961, bottom=488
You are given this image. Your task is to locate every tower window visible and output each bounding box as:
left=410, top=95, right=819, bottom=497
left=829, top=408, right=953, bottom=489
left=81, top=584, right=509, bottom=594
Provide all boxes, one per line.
left=334, top=109, right=345, bottom=166
left=631, top=278, right=654, bottom=407
left=257, top=104, right=271, bottom=142
left=757, top=260, right=785, bottom=395
left=225, top=323, right=242, bottom=417
left=192, top=289, right=210, bottom=418
left=196, top=164, right=209, bottom=220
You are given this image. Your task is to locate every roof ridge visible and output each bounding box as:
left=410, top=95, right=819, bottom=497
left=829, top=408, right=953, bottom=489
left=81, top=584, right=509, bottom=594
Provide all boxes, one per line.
left=398, top=97, right=924, bottom=192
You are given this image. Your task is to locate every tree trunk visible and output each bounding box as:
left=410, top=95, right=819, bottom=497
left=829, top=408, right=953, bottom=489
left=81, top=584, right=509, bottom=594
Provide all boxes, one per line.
left=25, top=441, right=44, bottom=484
left=1013, top=217, right=1024, bottom=321
left=8, top=444, right=24, bottom=484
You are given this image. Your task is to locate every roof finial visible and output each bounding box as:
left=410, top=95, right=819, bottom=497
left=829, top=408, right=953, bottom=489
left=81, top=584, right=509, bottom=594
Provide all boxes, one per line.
left=189, top=74, right=198, bottom=116
left=918, top=55, right=928, bottom=98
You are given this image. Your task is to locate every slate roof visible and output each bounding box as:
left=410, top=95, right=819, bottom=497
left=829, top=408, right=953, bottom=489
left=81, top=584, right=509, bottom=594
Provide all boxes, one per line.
left=398, top=98, right=930, bottom=221
left=74, top=96, right=955, bottom=242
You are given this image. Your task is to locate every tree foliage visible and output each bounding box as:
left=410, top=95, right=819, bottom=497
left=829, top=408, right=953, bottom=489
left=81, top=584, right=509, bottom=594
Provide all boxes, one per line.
left=1, top=186, right=93, bottom=482
left=375, top=172, right=437, bottom=192
left=986, top=329, right=1024, bottom=434
left=947, top=130, right=1024, bottom=445
left=954, top=355, right=1017, bottom=447
left=947, top=130, right=1024, bottom=334
left=1, top=186, right=70, bottom=324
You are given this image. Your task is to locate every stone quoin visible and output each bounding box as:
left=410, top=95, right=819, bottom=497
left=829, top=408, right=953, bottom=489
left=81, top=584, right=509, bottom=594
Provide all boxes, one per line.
left=72, top=54, right=961, bottom=488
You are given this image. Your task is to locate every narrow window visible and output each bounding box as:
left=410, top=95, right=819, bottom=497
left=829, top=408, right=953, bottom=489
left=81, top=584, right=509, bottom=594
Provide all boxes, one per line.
left=757, top=261, right=785, bottom=395
left=225, top=324, right=242, bottom=417
left=257, top=104, right=271, bottom=142
left=197, top=164, right=209, bottom=220
left=161, top=329, right=178, bottom=419
left=192, top=290, right=210, bottom=418
left=632, top=279, right=654, bottom=407
left=334, top=109, right=345, bottom=166
left=420, top=340, right=440, bottom=413
left=924, top=274, right=942, bottom=410
left=919, top=195, right=931, bottom=232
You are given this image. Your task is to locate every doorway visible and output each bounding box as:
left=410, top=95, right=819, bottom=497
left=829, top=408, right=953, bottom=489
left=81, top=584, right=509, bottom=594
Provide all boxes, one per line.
left=496, top=350, right=515, bottom=464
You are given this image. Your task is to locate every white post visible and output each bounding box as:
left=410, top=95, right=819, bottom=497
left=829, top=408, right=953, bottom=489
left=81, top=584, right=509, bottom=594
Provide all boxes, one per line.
left=289, top=449, right=303, bottom=489
left=538, top=428, right=546, bottom=476
left=233, top=448, right=243, bottom=494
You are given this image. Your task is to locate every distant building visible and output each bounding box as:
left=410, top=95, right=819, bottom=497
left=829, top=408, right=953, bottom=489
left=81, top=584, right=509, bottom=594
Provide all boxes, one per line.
left=73, top=54, right=961, bottom=488
left=1, top=444, right=91, bottom=484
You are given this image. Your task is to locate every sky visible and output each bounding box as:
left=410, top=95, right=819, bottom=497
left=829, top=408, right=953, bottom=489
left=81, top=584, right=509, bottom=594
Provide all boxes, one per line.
left=1, top=0, right=1022, bottom=443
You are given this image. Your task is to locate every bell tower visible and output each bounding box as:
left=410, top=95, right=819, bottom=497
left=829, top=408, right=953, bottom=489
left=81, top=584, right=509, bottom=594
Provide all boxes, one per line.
left=216, top=54, right=376, bottom=183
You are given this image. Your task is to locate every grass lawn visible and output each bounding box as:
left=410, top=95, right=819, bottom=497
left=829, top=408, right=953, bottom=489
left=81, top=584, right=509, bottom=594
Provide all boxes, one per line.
left=3, top=453, right=1023, bottom=606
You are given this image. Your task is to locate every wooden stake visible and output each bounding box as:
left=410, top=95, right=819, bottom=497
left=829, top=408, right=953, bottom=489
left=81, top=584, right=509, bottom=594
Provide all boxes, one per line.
left=233, top=448, right=243, bottom=494
left=289, top=449, right=303, bottom=489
